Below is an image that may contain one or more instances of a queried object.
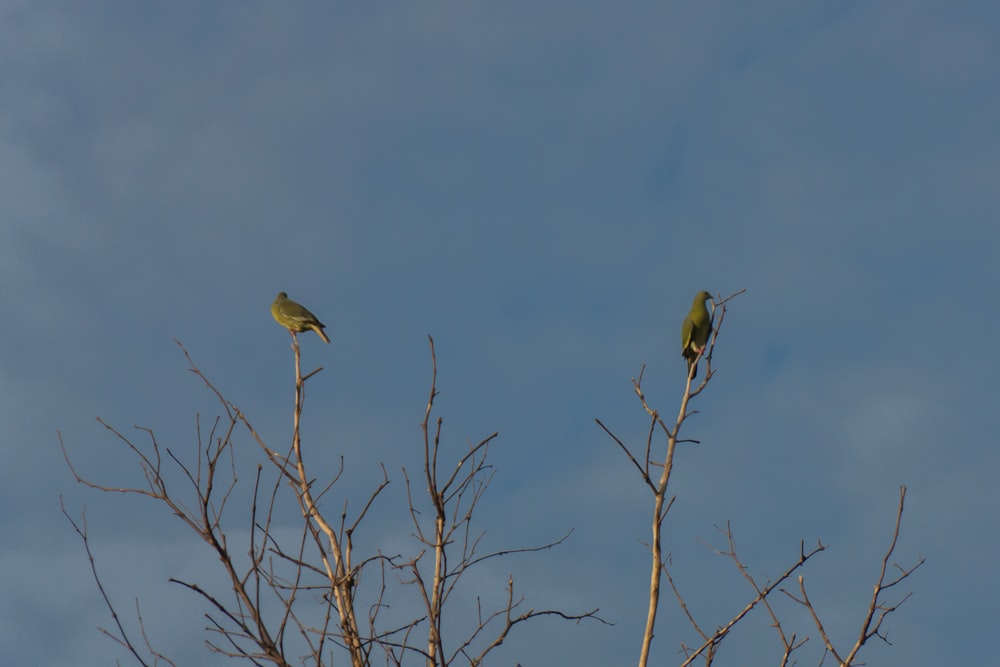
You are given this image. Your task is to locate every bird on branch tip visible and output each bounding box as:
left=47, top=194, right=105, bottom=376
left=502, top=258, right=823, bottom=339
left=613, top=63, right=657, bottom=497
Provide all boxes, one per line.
left=271, top=292, right=330, bottom=343
left=681, top=290, right=713, bottom=378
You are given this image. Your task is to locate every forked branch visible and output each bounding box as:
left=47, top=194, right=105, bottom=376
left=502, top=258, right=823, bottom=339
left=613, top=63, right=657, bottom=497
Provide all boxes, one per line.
left=399, top=335, right=605, bottom=667
left=783, top=485, right=924, bottom=666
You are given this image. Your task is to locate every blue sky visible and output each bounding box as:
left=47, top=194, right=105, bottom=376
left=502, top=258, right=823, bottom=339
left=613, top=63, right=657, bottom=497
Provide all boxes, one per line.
left=2, top=2, right=997, bottom=664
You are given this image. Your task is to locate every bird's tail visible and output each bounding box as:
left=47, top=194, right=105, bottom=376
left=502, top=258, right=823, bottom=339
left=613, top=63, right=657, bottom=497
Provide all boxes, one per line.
left=310, top=325, right=331, bottom=344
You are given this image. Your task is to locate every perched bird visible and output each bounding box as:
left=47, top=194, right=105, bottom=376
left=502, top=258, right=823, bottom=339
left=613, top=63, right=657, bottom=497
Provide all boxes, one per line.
left=681, top=291, right=713, bottom=378
left=271, top=292, right=330, bottom=343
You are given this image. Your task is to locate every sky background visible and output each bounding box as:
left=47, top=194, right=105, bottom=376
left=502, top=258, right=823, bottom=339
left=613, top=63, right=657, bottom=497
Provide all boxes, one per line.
left=2, top=1, right=997, bottom=665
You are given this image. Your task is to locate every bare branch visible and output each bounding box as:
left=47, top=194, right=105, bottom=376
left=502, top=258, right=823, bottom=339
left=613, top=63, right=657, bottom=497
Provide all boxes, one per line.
left=784, top=486, right=923, bottom=667
left=60, top=496, right=157, bottom=667
left=594, top=418, right=655, bottom=492
left=678, top=524, right=827, bottom=666
left=842, top=485, right=925, bottom=665
left=405, top=335, right=604, bottom=666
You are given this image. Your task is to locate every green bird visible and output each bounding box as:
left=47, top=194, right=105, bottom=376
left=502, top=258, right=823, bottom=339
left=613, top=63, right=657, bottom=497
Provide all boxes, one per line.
left=271, top=292, right=330, bottom=343
left=681, top=291, right=713, bottom=378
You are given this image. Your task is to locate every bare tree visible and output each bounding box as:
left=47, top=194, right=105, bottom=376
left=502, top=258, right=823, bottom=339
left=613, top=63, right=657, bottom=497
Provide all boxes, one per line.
left=597, top=289, right=923, bottom=667
left=62, top=336, right=599, bottom=666
left=391, top=336, right=605, bottom=667
left=61, top=292, right=923, bottom=665
left=61, top=337, right=385, bottom=665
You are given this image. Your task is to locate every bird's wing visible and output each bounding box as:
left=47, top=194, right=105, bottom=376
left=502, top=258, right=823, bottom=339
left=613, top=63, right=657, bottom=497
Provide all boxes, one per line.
left=681, top=317, right=694, bottom=354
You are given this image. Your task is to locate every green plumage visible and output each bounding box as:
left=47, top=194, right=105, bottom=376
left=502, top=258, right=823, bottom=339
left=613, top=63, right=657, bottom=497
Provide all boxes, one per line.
left=681, top=291, right=713, bottom=378
left=271, top=292, right=330, bottom=343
